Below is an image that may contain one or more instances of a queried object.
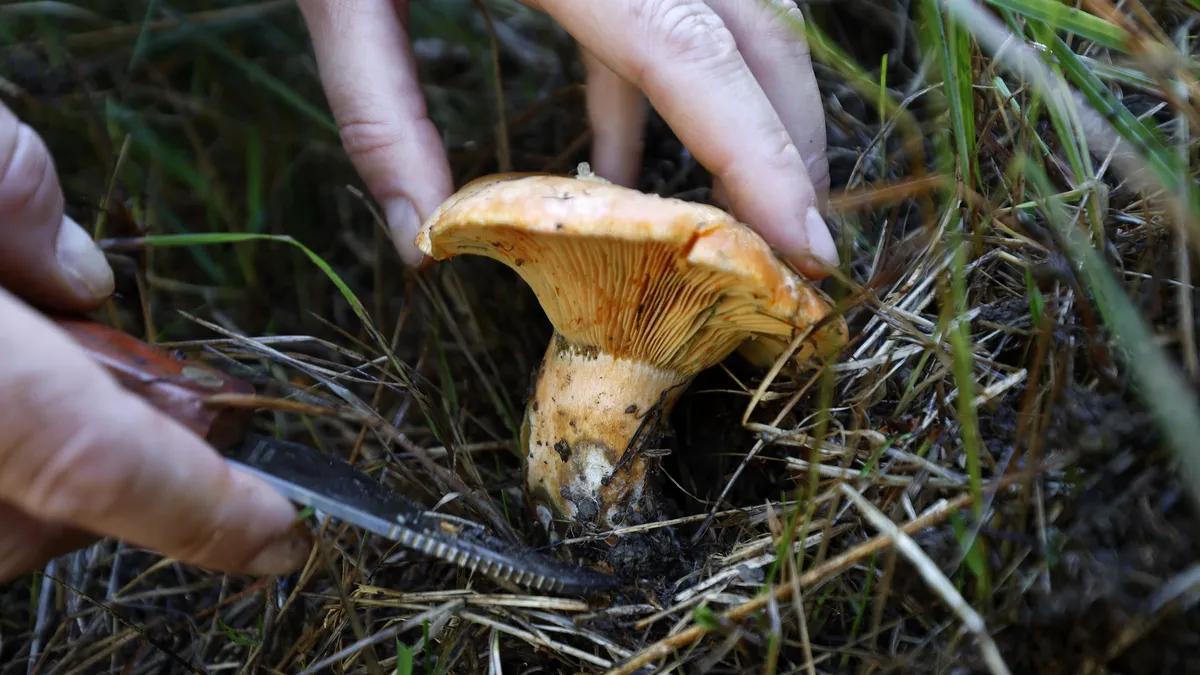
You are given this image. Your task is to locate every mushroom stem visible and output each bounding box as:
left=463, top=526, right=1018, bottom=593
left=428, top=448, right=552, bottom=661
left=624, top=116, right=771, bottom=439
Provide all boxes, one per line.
left=521, top=335, right=691, bottom=532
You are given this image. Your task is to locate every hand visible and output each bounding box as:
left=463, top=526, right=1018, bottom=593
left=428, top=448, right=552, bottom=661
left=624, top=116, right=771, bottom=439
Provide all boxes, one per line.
left=0, top=102, right=310, bottom=583
left=297, top=0, right=839, bottom=279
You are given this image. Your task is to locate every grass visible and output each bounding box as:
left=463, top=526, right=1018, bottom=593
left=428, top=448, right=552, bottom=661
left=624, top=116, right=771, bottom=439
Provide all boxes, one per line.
left=2, top=0, right=1200, bottom=673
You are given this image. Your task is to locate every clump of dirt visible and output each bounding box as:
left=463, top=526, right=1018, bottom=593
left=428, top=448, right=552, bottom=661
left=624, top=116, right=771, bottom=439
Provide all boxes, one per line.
left=602, top=529, right=706, bottom=594
left=1045, top=382, right=1159, bottom=458
left=914, top=378, right=1200, bottom=674
left=996, top=458, right=1200, bottom=674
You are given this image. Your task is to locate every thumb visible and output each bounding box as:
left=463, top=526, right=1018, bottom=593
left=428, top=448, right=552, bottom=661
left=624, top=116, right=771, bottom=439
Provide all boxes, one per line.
left=0, top=288, right=310, bottom=577
left=0, top=102, right=113, bottom=311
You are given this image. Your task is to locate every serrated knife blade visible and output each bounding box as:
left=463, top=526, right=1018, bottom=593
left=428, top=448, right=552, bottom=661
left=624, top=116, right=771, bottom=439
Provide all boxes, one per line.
left=224, top=433, right=619, bottom=597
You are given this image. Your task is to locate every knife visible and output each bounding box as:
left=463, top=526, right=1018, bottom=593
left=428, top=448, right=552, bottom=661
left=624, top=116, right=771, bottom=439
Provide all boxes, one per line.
left=50, top=314, right=619, bottom=597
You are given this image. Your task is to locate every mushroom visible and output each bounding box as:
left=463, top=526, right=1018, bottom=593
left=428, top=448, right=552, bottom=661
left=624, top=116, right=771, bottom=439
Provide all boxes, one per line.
left=414, top=169, right=847, bottom=533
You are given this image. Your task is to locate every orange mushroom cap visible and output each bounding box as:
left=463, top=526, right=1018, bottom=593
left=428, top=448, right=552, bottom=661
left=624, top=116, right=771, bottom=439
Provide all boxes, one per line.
left=416, top=171, right=846, bottom=373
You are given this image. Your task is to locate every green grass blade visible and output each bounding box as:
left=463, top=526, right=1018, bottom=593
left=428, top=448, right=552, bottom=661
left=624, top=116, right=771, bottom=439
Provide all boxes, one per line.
left=1076, top=54, right=1166, bottom=91
left=787, top=8, right=925, bottom=144
left=982, top=0, right=1129, bottom=51
left=922, top=0, right=978, bottom=187
left=1025, top=19, right=1107, bottom=245
left=948, top=5, right=980, bottom=191
left=149, top=195, right=228, bottom=285
left=944, top=224, right=985, bottom=519
left=127, top=0, right=161, bottom=71
left=99, top=232, right=415, bottom=391
left=920, top=1, right=986, bottom=516
left=150, top=6, right=337, bottom=134
left=104, top=99, right=210, bottom=202
left=1047, top=31, right=1197, bottom=213
left=943, top=0, right=1200, bottom=235
left=991, top=76, right=1053, bottom=160
left=395, top=639, right=414, bottom=675
left=101, top=232, right=454, bottom=448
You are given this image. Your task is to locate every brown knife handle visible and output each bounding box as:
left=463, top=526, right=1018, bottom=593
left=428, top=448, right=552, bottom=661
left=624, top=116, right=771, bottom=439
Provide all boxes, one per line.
left=50, top=315, right=255, bottom=451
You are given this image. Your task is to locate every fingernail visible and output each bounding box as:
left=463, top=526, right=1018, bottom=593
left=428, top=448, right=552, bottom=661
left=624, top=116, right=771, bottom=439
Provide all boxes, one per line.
left=56, top=215, right=114, bottom=300
left=385, top=198, right=425, bottom=267
left=246, top=529, right=311, bottom=576
left=803, top=206, right=839, bottom=270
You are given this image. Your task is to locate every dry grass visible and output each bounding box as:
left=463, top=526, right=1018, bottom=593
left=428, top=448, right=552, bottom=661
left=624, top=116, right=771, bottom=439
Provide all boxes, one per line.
left=2, top=0, right=1199, bottom=673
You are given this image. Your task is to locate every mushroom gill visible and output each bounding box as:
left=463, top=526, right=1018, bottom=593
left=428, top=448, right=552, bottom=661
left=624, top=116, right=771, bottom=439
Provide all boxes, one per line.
left=415, top=171, right=847, bottom=532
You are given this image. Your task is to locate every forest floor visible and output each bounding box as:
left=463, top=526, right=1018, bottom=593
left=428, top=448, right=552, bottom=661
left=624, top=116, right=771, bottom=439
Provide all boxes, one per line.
left=2, top=1, right=1199, bottom=673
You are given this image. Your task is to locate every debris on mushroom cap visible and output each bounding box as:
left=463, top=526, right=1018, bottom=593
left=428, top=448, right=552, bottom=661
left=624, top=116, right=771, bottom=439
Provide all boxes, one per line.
left=415, top=171, right=849, bottom=531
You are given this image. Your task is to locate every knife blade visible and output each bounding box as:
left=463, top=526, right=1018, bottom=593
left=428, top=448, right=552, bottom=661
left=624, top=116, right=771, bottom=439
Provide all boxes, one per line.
left=50, top=314, right=618, bottom=597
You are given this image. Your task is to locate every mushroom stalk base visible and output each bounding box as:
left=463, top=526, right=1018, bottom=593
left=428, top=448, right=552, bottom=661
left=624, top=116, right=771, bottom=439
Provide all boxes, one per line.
left=521, top=338, right=691, bottom=532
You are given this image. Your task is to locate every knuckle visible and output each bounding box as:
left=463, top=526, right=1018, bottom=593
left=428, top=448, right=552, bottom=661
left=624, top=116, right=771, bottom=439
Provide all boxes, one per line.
left=761, top=137, right=805, bottom=175
left=337, top=118, right=408, bottom=160
left=20, top=419, right=135, bottom=526
left=641, top=0, right=739, bottom=66
left=717, top=132, right=804, bottom=188
left=0, top=122, right=52, bottom=213
left=762, top=2, right=807, bottom=45
left=335, top=112, right=445, bottom=200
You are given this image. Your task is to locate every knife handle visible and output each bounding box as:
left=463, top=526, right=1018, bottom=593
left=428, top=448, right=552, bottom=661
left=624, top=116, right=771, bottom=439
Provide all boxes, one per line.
left=51, top=315, right=255, bottom=451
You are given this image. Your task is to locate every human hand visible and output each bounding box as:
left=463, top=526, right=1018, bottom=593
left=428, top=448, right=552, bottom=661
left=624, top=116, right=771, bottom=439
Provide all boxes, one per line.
left=297, top=0, right=839, bottom=279
left=0, top=102, right=310, bottom=582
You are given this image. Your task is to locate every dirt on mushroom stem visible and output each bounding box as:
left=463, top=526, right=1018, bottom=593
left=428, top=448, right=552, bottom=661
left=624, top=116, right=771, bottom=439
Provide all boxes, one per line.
left=520, top=333, right=694, bottom=533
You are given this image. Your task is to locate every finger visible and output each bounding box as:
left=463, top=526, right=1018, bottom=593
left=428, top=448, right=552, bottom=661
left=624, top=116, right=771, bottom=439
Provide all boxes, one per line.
left=0, top=288, right=310, bottom=577
left=580, top=46, right=647, bottom=188
left=296, top=0, right=453, bottom=267
left=707, top=0, right=834, bottom=265
left=537, top=0, right=839, bottom=278
left=708, top=0, right=831, bottom=199
left=0, top=500, right=96, bottom=583
left=0, top=102, right=114, bottom=310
